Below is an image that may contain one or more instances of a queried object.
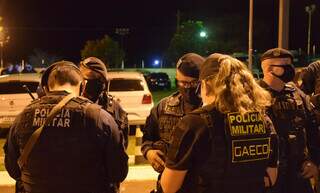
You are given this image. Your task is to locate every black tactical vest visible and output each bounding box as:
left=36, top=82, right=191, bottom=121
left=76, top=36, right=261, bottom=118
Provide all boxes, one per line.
left=157, top=93, right=185, bottom=149
left=18, top=95, right=109, bottom=193
left=268, top=83, right=309, bottom=170
left=191, top=108, right=271, bottom=193
left=98, top=92, right=129, bottom=148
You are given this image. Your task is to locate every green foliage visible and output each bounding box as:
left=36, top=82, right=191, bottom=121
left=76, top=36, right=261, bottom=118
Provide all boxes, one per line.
left=166, top=20, right=210, bottom=65
left=81, top=35, right=125, bottom=68
left=165, top=16, right=272, bottom=65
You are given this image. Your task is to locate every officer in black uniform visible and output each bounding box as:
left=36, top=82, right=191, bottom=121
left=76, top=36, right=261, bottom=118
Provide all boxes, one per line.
left=141, top=53, right=204, bottom=192
left=4, top=61, right=128, bottom=193
left=79, top=57, right=129, bottom=148
left=258, top=48, right=320, bottom=193
left=300, top=60, right=320, bottom=123
left=161, top=54, right=279, bottom=193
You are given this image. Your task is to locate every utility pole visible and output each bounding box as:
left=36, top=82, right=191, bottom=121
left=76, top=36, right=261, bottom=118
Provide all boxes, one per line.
left=305, top=4, right=316, bottom=56
left=115, top=28, right=130, bottom=68
left=0, top=17, right=9, bottom=69
left=278, top=0, right=290, bottom=49
left=176, top=10, right=181, bottom=34
left=248, top=0, right=253, bottom=71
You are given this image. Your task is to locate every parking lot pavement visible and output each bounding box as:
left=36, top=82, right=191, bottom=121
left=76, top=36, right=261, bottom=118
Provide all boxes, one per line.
left=0, top=165, right=158, bottom=193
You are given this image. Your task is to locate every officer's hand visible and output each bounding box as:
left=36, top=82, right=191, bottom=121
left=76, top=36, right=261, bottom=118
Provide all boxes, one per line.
left=301, top=161, right=319, bottom=179
left=146, top=149, right=165, bottom=173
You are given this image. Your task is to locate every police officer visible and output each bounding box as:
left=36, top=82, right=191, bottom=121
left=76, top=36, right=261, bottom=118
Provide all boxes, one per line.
left=300, top=60, right=320, bottom=96
left=4, top=61, right=128, bottom=193
left=258, top=48, right=320, bottom=193
left=161, top=54, right=278, bottom=193
left=141, top=53, right=204, bottom=191
left=300, top=61, right=320, bottom=122
left=79, top=57, right=129, bottom=148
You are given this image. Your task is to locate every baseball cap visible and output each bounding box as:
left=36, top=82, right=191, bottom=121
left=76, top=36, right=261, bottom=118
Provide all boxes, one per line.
left=176, top=53, right=204, bottom=78
left=260, top=48, right=294, bottom=62
left=80, top=57, right=108, bottom=83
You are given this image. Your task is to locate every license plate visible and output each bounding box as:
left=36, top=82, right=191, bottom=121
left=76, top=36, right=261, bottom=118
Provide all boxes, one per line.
left=0, top=116, right=15, bottom=124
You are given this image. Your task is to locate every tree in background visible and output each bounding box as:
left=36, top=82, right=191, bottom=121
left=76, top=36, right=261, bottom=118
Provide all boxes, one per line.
left=165, top=16, right=272, bottom=66
left=165, top=20, right=211, bottom=66
left=81, top=35, right=125, bottom=68
left=28, top=49, right=62, bottom=67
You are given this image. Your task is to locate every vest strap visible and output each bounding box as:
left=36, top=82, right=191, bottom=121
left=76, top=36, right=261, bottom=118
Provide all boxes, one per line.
left=18, top=93, right=76, bottom=169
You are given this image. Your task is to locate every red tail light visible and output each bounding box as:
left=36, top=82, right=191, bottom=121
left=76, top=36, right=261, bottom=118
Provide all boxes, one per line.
left=142, top=94, right=152, bottom=104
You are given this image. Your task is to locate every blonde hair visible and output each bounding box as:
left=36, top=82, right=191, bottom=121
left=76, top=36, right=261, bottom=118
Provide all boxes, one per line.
left=204, top=55, right=271, bottom=115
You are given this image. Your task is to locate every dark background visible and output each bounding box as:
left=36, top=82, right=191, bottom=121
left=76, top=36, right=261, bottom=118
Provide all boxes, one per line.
left=0, top=0, right=319, bottom=66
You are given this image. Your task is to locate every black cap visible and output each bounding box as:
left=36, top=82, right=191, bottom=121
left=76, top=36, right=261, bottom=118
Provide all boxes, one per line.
left=41, top=60, right=81, bottom=89
left=301, top=60, right=320, bottom=94
left=176, top=53, right=204, bottom=78
left=199, top=53, right=225, bottom=80
left=260, top=48, right=294, bottom=62
left=80, top=57, right=108, bottom=83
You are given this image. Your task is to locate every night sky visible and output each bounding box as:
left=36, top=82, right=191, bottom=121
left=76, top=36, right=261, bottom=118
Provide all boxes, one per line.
left=0, top=0, right=319, bottom=66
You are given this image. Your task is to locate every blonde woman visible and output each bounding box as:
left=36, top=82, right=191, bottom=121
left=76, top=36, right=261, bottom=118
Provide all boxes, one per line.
left=160, top=54, right=278, bottom=193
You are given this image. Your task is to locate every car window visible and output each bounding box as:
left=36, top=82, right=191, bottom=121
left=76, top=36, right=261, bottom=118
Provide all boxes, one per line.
left=0, top=81, right=39, bottom=94
left=109, top=78, right=144, bottom=91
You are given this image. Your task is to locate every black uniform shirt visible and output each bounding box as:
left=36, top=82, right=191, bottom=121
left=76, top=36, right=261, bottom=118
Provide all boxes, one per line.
left=4, top=91, right=128, bottom=192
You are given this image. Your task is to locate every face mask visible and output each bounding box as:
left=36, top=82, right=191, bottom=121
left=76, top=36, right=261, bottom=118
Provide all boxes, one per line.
left=178, top=86, right=201, bottom=105
left=83, top=79, right=105, bottom=102
left=271, top=64, right=295, bottom=83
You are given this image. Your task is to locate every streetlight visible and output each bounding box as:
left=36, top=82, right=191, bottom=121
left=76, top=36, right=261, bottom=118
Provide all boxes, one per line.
left=199, top=31, right=207, bottom=38
left=305, top=4, right=316, bottom=56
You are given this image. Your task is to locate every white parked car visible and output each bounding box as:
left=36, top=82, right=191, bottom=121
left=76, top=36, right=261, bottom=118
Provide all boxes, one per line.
left=0, top=73, right=41, bottom=134
left=107, top=71, right=154, bottom=126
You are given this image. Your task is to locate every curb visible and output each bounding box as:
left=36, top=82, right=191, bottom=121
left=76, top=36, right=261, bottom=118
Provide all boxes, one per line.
left=0, top=165, right=158, bottom=193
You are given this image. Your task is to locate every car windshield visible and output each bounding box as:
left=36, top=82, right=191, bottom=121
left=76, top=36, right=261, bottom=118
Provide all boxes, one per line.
left=0, top=81, right=39, bottom=94
left=109, top=79, right=144, bottom=91
left=150, top=73, right=168, bottom=78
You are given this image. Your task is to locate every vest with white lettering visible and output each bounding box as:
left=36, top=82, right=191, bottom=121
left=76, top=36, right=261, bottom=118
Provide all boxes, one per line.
left=18, top=94, right=110, bottom=193
left=190, top=107, right=272, bottom=193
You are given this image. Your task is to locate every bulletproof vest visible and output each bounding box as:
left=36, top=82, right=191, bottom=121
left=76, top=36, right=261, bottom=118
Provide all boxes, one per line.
left=269, top=84, right=308, bottom=168
left=193, top=108, right=271, bottom=193
left=19, top=95, right=108, bottom=193
left=157, top=93, right=185, bottom=145
left=98, top=92, right=129, bottom=147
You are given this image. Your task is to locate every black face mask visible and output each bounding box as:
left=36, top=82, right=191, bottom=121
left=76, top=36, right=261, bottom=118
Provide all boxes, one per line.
left=83, top=79, right=105, bottom=102
left=271, top=64, right=295, bottom=83
left=178, top=86, right=202, bottom=106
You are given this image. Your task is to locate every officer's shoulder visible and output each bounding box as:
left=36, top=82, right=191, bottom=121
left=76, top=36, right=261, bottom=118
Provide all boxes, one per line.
left=181, top=105, right=215, bottom=129
left=71, top=96, right=93, bottom=105
left=159, top=91, right=181, bottom=107
left=21, top=98, right=40, bottom=113
left=190, top=104, right=215, bottom=115
left=28, top=98, right=41, bottom=106
left=284, top=82, right=297, bottom=92
left=286, top=82, right=308, bottom=98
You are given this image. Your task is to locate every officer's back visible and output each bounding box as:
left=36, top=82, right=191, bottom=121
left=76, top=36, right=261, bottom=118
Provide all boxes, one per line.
left=4, top=61, right=128, bottom=193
